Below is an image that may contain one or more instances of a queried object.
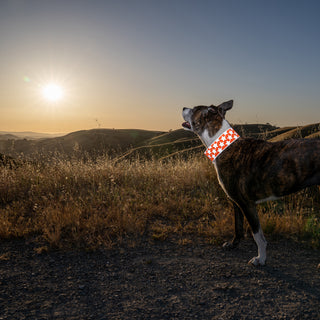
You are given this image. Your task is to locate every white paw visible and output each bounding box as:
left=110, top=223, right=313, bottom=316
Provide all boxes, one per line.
left=248, top=256, right=266, bottom=266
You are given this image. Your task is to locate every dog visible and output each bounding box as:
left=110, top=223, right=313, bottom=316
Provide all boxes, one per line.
left=182, top=100, right=320, bottom=265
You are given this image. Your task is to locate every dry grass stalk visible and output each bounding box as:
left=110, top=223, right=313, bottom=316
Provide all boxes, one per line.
left=0, top=155, right=319, bottom=249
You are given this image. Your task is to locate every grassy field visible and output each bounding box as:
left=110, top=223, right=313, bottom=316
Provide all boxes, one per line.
left=0, top=154, right=319, bottom=251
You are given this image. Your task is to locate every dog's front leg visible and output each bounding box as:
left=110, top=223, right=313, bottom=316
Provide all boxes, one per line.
left=223, top=202, right=244, bottom=249
left=238, top=202, right=267, bottom=266
left=250, top=227, right=267, bottom=266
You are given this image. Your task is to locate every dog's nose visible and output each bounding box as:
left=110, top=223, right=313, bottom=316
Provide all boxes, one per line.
left=183, top=107, right=187, bottom=111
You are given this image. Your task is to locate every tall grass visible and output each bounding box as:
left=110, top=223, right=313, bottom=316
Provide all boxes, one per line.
left=0, top=155, right=319, bottom=249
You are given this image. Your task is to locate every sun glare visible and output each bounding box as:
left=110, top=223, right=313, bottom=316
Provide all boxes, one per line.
left=41, top=83, right=64, bottom=102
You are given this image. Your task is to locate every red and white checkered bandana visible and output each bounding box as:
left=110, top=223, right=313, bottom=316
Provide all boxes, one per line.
left=204, top=128, right=240, bottom=162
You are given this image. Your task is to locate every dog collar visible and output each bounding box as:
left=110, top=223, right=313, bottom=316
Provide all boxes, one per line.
left=204, top=128, right=240, bottom=162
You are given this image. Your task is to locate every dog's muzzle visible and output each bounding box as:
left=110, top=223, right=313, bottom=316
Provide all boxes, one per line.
left=182, top=108, right=193, bottom=130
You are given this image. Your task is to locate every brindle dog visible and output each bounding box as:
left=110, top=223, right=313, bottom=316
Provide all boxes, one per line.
left=182, top=100, right=320, bottom=265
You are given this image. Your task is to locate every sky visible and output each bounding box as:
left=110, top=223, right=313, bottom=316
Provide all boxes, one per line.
left=0, top=0, right=319, bottom=133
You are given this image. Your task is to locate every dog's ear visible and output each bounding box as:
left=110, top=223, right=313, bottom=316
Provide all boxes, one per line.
left=217, top=100, right=233, bottom=117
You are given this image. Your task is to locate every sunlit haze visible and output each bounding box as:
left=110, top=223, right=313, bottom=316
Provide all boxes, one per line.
left=1, top=0, right=319, bottom=133
left=41, top=84, right=64, bottom=103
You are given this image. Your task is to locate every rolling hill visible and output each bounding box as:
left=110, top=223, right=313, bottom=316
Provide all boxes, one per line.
left=0, top=123, right=319, bottom=161
left=0, top=129, right=164, bottom=159
left=0, top=134, right=20, bottom=140
left=269, top=123, right=320, bottom=142
left=0, top=131, right=65, bottom=140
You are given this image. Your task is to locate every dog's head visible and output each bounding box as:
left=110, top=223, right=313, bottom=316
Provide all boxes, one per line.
left=182, top=100, right=233, bottom=138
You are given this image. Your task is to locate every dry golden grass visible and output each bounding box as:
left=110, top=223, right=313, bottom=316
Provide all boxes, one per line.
left=0, top=155, right=319, bottom=249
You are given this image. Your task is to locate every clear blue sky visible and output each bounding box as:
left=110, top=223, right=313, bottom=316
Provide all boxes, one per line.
left=0, top=0, right=319, bottom=132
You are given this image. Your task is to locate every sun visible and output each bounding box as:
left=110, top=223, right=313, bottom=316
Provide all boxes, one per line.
left=41, top=83, right=64, bottom=102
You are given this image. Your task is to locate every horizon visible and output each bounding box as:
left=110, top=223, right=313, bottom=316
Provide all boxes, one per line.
left=1, top=0, right=320, bottom=133
left=3, top=121, right=320, bottom=138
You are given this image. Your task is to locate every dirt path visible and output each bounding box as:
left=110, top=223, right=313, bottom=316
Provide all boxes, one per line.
left=0, top=238, right=319, bottom=319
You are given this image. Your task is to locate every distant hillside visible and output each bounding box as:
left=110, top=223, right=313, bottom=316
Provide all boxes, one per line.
left=115, top=124, right=281, bottom=161
left=144, top=124, right=279, bottom=147
left=0, top=129, right=164, bottom=158
left=0, top=131, right=65, bottom=140
left=0, top=134, right=20, bottom=140
left=147, top=129, right=197, bottom=145
left=269, top=123, right=320, bottom=142
left=0, top=123, right=319, bottom=161
left=262, top=127, right=295, bottom=140
left=306, top=131, right=320, bottom=139
left=114, top=138, right=202, bottom=162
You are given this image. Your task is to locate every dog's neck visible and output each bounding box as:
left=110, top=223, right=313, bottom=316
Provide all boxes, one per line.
left=199, top=119, right=233, bottom=148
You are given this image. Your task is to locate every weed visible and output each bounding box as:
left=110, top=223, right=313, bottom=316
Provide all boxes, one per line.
left=0, top=154, right=319, bottom=249
left=304, top=216, right=320, bottom=248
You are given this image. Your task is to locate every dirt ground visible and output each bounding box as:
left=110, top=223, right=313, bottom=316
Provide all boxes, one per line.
left=0, top=237, right=319, bottom=320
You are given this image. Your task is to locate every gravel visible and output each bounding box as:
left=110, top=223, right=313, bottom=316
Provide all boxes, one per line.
left=0, top=238, right=319, bottom=319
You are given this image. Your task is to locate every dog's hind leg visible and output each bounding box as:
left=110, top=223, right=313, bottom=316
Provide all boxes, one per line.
left=237, top=202, right=267, bottom=266
left=233, top=202, right=245, bottom=246
left=223, top=202, right=244, bottom=249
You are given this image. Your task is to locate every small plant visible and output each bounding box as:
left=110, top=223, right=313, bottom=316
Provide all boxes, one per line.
left=304, top=216, right=320, bottom=248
